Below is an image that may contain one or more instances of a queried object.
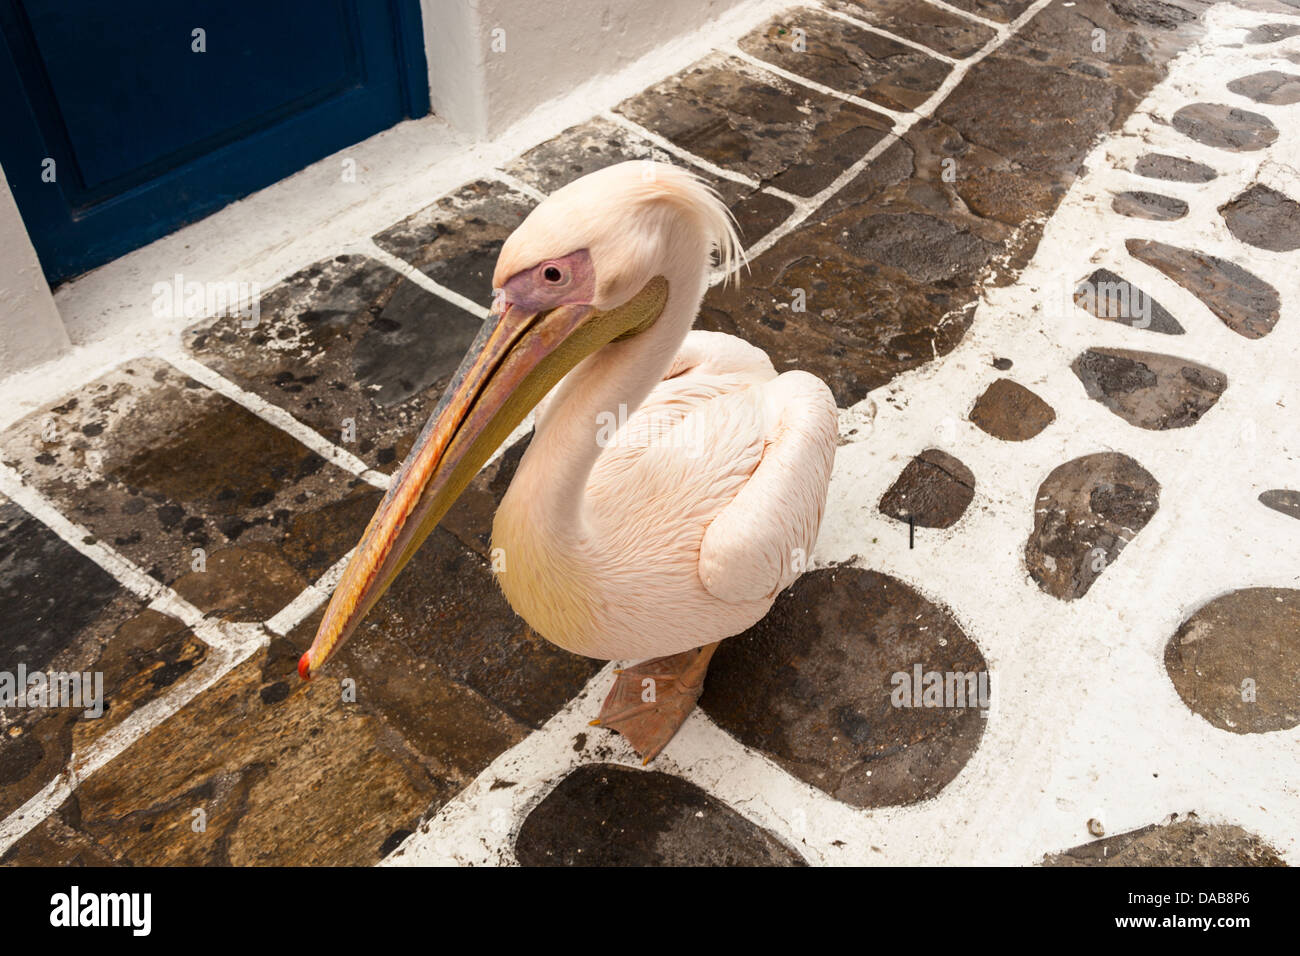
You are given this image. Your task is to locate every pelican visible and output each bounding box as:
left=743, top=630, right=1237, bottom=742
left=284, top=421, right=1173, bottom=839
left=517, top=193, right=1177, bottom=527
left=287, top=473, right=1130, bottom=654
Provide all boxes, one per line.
left=299, top=161, right=837, bottom=763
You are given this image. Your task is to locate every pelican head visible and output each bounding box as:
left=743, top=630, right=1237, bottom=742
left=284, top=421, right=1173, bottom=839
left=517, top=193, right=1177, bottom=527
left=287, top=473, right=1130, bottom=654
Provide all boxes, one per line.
left=299, top=161, right=739, bottom=679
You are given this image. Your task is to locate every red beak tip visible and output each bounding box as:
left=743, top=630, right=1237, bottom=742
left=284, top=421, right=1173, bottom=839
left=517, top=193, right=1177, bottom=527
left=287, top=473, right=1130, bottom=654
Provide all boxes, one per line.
left=298, top=653, right=313, bottom=681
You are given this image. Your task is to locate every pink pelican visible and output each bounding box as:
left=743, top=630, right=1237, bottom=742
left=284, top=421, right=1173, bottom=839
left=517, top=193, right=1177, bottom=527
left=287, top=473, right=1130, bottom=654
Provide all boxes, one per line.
left=299, top=161, right=837, bottom=763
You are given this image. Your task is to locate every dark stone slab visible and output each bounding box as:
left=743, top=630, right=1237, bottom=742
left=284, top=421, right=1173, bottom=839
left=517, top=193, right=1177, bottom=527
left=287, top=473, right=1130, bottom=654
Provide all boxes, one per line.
left=373, top=179, right=535, bottom=301
left=1227, top=70, right=1300, bottom=105
left=1164, top=588, right=1300, bottom=733
left=1126, top=239, right=1280, bottom=339
left=1112, top=190, right=1188, bottom=220
left=1245, top=23, right=1300, bottom=44
left=1005, top=0, right=1206, bottom=76
left=3, top=644, right=446, bottom=866
left=1074, top=268, right=1184, bottom=333
left=1133, top=153, right=1217, bottom=182
left=825, top=0, right=998, bottom=58
left=1071, top=348, right=1226, bottom=430
left=1219, top=184, right=1300, bottom=252
left=615, top=52, right=893, bottom=197
left=1026, top=452, right=1160, bottom=600
left=0, top=496, right=208, bottom=818
left=738, top=9, right=952, bottom=111
left=500, top=116, right=793, bottom=246
left=700, top=566, right=990, bottom=809
left=878, top=448, right=976, bottom=528
left=1, top=813, right=122, bottom=866
left=514, top=764, right=805, bottom=866
left=0, top=359, right=380, bottom=620
left=1043, top=816, right=1287, bottom=866
left=941, top=0, right=1035, bottom=22
left=1171, top=103, right=1278, bottom=151
left=1107, top=0, right=1199, bottom=29
left=1259, top=489, right=1300, bottom=520
left=969, top=378, right=1056, bottom=440
left=186, top=254, right=482, bottom=472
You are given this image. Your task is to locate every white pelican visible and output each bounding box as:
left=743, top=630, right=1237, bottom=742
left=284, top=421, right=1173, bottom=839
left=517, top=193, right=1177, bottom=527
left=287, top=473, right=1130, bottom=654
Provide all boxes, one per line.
left=300, top=161, right=837, bottom=763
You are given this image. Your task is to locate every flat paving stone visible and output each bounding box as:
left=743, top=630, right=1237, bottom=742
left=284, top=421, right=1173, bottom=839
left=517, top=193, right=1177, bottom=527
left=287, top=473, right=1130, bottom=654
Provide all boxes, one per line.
left=1259, top=489, right=1300, bottom=520
left=1227, top=69, right=1300, bottom=105
left=1112, top=190, right=1188, bottom=220
left=514, top=764, right=805, bottom=866
left=969, top=378, right=1057, bottom=440
left=701, top=566, right=989, bottom=809
left=1219, top=183, right=1300, bottom=252
left=1071, top=347, right=1226, bottom=430
left=825, top=0, right=998, bottom=58
left=500, top=116, right=793, bottom=247
left=1133, top=153, right=1217, bottom=182
left=1008, top=0, right=1204, bottom=77
left=1126, top=238, right=1280, bottom=339
left=1164, top=587, right=1300, bottom=734
left=186, top=254, right=481, bottom=472
left=1245, top=22, right=1300, bottom=43
left=373, top=179, right=535, bottom=301
left=878, top=448, right=976, bottom=528
left=1074, top=267, right=1185, bottom=334
left=1043, top=815, right=1286, bottom=866
left=1026, top=452, right=1160, bottom=601
left=941, top=0, right=1035, bottom=22
left=1171, top=102, right=1279, bottom=151
left=738, top=8, right=952, bottom=112
left=1, top=644, right=441, bottom=866
left=0, top=359, right=380, bottom=621
left=1107, top=0, right=1200, bottom=29
left=0, top=494, right=207, bottom=818
left=615, top=51, right=893, bottom=197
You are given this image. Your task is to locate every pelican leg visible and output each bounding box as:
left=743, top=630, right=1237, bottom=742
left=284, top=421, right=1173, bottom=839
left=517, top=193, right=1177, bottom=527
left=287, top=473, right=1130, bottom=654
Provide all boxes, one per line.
left=590, top=642, right=720, bottom=765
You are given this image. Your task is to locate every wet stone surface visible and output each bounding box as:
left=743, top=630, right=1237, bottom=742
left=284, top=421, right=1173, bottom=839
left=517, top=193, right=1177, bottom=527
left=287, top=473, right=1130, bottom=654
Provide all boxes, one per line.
left=1126, top=238, right=1280, bottom=339
left=615, top=52, right=893, bottom=197
left=825, top=0, right=998, bottom=58
left=941, top=0, right=1036, bottom=22
left=1071, top=348, right=1226, bottom=430
left=1171, top=102, right=1279, bottom=151
left=514, top=764, right=805, bottom=866
left=1219, top=184, right=1300, bottom=252
left=0, top=359, right=380, bottom=620
left=500, top=116, right=793, bottom=247
left=1043, top=816, right=1286, bottom=866
left=738, top=8, right=952, bottom=112
left=1074, top=268, right=1185, bottom=334
left=1245, top=22, right=1300, bottom=44
left=878, top=448, right=976, bottom=528
left=1112, top=190, right=1188, bottom=220
left=1164, top=588, right=1300, bottom=734
left=1227, top=70, right=1300, bottom=105
left=1259, top=489, right=1300, bottom=521
left=1026, top=452, right=1160, bottom=601
left=1133, top=153, right=1217, bottom=182
left=0, top=495, right=207, bottom=818
left=186, top=254, right=482, bottom=472
left=700, top=566, right=989, bottom=809
left=969, top=378, right=1057, bottom=440
left=373, top=179, right=535, bottom=301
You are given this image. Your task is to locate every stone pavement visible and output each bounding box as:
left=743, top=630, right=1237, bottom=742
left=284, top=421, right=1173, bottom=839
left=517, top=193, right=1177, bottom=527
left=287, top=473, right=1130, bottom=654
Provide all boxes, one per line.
left=1, top=0, right=1297, bottom=866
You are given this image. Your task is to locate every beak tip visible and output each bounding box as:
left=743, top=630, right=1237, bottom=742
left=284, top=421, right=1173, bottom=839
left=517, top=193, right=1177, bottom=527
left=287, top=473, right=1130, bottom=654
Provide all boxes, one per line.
left=298, top=652, right=313, bottom=682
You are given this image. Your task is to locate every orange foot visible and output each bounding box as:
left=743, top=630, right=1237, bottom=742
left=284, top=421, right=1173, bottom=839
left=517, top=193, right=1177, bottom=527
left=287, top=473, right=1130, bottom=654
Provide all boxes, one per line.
left=590, top=642, right=719, bottom=765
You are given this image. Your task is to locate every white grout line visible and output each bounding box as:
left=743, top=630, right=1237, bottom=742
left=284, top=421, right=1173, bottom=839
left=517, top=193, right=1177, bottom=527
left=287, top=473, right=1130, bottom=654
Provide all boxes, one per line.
left=924, top=0, right=1010, bottom=31
left=156, top=348, right=388, bottom=489
left=487, top=169, right=550, bottom=205
left=600, top=110, right=764, bottom=189
left=724, top=45, right=912, bottom=124
left=353, top=239, right=492, bottom=321
left=814, top=3, right=962, bottom=64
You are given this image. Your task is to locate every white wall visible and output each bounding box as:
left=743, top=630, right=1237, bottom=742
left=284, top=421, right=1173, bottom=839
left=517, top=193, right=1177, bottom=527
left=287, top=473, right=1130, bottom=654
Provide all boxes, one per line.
left=0, top=166, right=69, bottom=376
left=423, top=0, right=747, bottom=138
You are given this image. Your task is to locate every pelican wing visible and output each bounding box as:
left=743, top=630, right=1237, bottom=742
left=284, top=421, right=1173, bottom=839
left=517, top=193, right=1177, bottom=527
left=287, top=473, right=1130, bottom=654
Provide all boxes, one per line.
left=697, top=370, right=837, bottom=605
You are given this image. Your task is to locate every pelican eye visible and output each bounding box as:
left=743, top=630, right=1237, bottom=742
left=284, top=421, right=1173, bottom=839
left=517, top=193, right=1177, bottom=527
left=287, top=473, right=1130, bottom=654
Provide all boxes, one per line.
left=542, top=265, right=565, bottom=283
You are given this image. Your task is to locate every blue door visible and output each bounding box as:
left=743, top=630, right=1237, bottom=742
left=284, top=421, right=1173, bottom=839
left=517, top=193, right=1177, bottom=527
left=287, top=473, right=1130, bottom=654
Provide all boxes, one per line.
left=0, top=0, right=429, bottom=283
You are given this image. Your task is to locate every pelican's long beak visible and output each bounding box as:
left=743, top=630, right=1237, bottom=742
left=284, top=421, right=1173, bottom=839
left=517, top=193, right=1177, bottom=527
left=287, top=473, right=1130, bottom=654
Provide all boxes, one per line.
left=298, top=276, right=669, bottom=680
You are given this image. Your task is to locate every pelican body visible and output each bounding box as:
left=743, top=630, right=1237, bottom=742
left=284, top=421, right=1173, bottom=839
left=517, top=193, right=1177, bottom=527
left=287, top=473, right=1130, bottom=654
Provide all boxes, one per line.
left=301, top=162, right=837, bottom=762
